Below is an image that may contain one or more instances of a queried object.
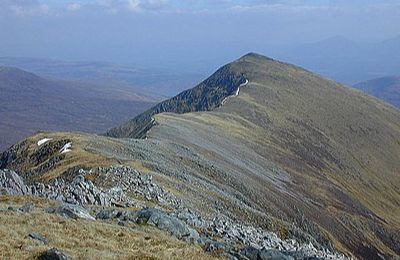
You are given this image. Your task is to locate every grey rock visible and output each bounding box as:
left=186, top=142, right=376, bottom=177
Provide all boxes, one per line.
left=96, top=208, right=120, bottom=220
left=39, top=248, right=69, bottom=260
left=79, top=165, right=180, bottom=208
left=239, top=247, right=294, bottom=260
left=19, top=203, right=35, bottom=213
left=28, top=232, right=48, bottom=244
left=0, top=169, right=30, bottom=195
left=47, top=203, right=95, bottom=220
left=136, top=208, right=199, bottom=240
left=259, top=249, right=294, bottom=260
left=204, top=239, right=226, bottom=252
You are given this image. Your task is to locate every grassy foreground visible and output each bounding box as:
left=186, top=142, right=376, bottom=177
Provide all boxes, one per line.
left=0, top=196, right=219, bottom=260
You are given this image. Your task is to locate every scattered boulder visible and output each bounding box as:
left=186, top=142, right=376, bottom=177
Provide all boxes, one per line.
left=19, top=203, right=35, bottom=213
left=136, top=208, right=199, bottom=241
left=28, top=232, right=48, bottom=244
left=47, top=203, right=95, bottom=221
left=39, top=248, right=69, bottom=260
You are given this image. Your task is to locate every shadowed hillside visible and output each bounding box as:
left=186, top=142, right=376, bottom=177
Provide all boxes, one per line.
left=353, top=76, right=400, bottom=108
left=2, top=54, right=400, bottom=259
left=0, top=67, right=159, bottom=151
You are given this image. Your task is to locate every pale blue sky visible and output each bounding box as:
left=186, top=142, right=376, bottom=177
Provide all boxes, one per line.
left=1, top=0, right=399, bottom=71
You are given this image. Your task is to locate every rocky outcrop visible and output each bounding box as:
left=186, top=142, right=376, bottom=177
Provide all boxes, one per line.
left=0, top=169, right=30, bottom=195
left=30, top=175, right=135, bottom=207
left=0, top=166, right=179, bottom=209
left=75, top=165, right=180, bottom=208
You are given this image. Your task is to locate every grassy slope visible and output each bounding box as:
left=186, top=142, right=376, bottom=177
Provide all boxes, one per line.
left=146, top=54, right=400, bottom=258
left=0, top=196, right=218, bottom=260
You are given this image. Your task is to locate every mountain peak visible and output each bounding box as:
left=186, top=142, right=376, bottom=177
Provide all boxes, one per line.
left=239, top=52, right=274, bottom=62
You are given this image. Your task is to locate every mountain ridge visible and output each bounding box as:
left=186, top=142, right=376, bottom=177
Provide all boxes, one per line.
left=1, top=53, right=400, bottom=259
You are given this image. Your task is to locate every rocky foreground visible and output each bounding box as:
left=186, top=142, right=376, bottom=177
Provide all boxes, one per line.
left=0, top=167, right=346, bottom=260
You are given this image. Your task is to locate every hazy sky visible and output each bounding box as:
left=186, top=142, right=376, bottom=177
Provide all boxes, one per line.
left=1, top=0, right=399, bottom=71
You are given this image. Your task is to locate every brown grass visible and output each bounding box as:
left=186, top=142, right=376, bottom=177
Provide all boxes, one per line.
left=0, top=196, right=220, bottom=260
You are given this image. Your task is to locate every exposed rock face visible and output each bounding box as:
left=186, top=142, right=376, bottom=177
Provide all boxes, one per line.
left=0, top=169, right=30, bottom=195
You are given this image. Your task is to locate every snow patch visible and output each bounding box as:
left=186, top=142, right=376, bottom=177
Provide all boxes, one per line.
left=60, top=142, right=72, bottom=154
left=37, top=138, right=52, bottom=146
left=221, top=79, right=249, bottom=105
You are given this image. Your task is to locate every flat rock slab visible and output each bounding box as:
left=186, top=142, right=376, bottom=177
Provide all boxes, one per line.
left=47, top=203, right=95, bottom=221
left=28, top=232, right=48, bottom=244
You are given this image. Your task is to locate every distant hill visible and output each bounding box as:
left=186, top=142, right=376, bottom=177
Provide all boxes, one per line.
left=0, top=66, right=159, bottom=151
left=0, top=57, right=204, bottom=96
left=353, top=76, right=400, bottom=108
left=277, top=35, right=400, bottom=84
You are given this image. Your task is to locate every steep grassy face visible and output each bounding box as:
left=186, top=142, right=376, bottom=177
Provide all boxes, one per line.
left=2, top=54, right=400, bottom=259
left=353, top=76, right=400, bottom=108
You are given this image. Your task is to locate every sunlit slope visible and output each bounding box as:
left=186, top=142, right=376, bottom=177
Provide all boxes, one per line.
left=144, top=53, right=400, bottom=258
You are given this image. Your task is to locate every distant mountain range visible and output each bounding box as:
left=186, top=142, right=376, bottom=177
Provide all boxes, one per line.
left=3, top=54, right=399, bottom=259
left=0, top=66, right=160, bottom=151
left=0, top=57, right=205, bottom=96
left=353, top=76, right=400, bottom=108
left=275, top=35, right=400, bottom=84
